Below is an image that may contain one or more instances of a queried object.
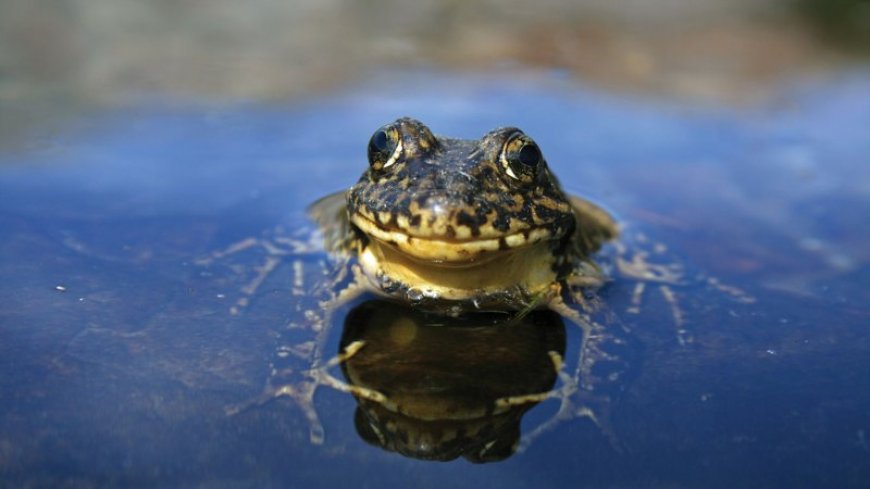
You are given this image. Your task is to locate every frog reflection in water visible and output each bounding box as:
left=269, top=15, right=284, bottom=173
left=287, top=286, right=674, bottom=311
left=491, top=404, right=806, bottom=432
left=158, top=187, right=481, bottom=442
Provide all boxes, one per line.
left=339, top=301, right=567, bottom=463
left=212, top=118, right=700, bottom=445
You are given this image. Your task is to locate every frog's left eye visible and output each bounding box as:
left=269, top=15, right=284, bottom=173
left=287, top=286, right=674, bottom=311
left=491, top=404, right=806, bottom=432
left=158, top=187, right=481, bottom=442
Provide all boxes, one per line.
left=500, top=133, right=543, bottom=182
left=367, top=125, right=403, bottom=171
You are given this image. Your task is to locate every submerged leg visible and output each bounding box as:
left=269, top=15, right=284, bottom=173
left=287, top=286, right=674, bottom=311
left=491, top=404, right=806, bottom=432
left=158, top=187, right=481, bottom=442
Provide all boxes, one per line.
left=513, top=350, right=619, bottom=452
left=494, top=351, right=566, bottom=409
left=197, top=230, right=327, bottom=315
left=547, top=283, right=621, bottom=390
left=226, top=337, right=384, bottom=445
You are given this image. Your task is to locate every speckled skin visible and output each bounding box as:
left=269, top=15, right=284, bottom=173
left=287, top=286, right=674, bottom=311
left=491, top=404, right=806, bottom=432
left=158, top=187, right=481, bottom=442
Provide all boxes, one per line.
left=348, top=117, right=575, bottom=244
left=310, top=117, right=617, bottom=312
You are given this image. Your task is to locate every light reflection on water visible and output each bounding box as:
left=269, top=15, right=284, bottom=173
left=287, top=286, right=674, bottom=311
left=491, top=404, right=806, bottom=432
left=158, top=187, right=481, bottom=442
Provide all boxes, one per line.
left=0, top=73, right=868, bottom=487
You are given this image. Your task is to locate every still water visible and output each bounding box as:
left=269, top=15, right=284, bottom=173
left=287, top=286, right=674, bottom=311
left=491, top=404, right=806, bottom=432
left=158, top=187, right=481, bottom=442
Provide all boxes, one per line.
left=1, top=72, right=869, bottom=487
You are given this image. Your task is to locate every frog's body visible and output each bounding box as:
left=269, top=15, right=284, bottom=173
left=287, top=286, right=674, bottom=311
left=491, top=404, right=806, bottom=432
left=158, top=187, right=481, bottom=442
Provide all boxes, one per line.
left=211, top=118, right=731, bottom=449
left=310, top=117, right=618, bottom=319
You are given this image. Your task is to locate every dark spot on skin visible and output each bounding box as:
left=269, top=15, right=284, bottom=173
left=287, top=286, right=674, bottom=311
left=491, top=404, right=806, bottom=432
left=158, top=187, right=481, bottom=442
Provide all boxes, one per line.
left=477, top=165, right=495, bottom=180
left=350, top=224, right=371, bottom=246
left=456, top=211, right=482, bottom=237
left=409, top=214, right=421, bottom=227
left=512, top=198, right=534, bottom=225
left=534, top=204, right=560, bottom=221
left=492, top=211, right=511, bottom=232
left=445, top=225, right=456, bottom=239
left=498, top=237, right=509, bottom=250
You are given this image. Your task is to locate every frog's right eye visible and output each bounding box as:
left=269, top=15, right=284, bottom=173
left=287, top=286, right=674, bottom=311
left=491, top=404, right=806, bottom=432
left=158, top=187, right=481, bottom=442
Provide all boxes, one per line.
left=367, top=125, right=403, bottom=171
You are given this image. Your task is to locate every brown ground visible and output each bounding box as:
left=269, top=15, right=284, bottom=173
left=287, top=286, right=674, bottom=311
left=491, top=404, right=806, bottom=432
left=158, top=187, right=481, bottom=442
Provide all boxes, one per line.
left=0, top=0, right=866, bottom=147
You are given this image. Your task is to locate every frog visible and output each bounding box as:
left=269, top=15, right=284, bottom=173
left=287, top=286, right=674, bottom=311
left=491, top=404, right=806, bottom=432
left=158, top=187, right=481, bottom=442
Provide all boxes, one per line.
left=204, top=117, right=738, bottom=446
left=310, top=116, right=618, bottom=325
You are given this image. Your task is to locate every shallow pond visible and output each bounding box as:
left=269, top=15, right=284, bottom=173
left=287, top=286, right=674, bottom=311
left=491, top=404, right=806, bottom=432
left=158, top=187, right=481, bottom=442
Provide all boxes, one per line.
left=1, top=72, right=869, bottom=487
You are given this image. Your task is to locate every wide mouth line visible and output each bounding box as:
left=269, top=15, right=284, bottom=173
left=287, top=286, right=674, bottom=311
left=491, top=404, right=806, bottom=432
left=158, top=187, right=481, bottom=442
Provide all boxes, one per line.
left=350, top=213, right=552, bottom=247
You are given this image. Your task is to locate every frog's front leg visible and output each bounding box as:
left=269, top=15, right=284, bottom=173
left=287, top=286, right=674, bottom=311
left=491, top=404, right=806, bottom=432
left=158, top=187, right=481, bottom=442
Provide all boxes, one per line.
left=556, top=264, right=626, bottom=381
left=615, top=239, right=754, bottom=345
left=226, top=308, right=372, bottom=446
left=614, top=242, right=691, bottom=343
left=253, top=264, right=372, bottom=443
left=308, top=340, right=395, bottom=410
left=197, top=233, right=322, bottom=314
left=224, top=262, right=371, bottom=444
left=307, top=264, right=371, bottom=368
left=537, top=279, right=627, bottom=449
left=501, top=345, right=618, bottom=452
left=270, top=338, right=390, bottom=445
left=546, top=288, right=616, bottom=392
left=226, top=337, right=380, bottom=445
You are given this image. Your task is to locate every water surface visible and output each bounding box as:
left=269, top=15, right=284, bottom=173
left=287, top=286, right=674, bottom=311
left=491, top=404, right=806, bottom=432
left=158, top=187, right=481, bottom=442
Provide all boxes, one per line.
left=1, top=72, right=869, bottom=487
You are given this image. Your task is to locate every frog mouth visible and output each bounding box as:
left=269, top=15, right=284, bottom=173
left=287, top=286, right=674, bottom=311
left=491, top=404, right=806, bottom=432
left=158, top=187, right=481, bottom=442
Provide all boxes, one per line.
left=351, top=213, right=554, bottom=263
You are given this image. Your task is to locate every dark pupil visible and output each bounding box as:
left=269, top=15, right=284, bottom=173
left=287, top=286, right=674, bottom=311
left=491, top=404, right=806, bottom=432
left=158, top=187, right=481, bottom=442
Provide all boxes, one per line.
left=518, top=144, right=541, bottom=167
left=369, top=130, right=391, bottom=155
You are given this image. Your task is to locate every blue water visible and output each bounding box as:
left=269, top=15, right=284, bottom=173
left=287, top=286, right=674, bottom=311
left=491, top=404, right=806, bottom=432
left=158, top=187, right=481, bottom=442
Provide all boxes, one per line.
left=1, top=71, right=869, bottom=487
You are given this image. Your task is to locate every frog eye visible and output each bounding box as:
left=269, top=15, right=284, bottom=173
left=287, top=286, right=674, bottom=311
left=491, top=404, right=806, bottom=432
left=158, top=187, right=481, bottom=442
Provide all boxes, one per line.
left=500, top=133, right=543, bottom=182
left=367, top=124, right=403, bottom=171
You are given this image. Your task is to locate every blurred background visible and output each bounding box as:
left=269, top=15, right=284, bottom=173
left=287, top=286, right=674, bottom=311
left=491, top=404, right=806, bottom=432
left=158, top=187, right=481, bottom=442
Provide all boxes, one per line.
left=1, top=2, right=869, bottom=485
left=1, top=0, right=868, bottom=147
